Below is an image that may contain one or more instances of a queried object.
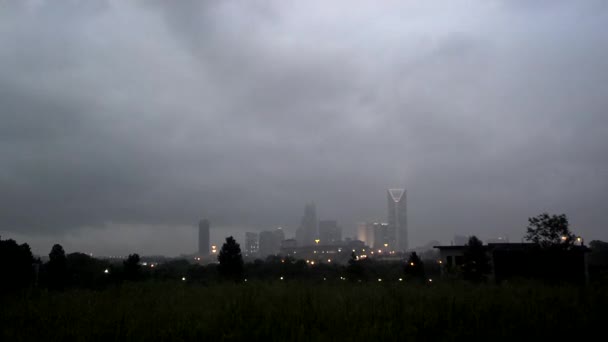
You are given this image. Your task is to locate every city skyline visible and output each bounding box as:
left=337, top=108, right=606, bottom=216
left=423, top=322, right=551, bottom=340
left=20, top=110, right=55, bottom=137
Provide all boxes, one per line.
left=2, top=1, right=607, bottom=257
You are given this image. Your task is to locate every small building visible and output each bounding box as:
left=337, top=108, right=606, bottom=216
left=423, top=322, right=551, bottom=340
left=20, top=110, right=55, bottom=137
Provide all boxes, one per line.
left=434, top=243, right=590, bottom=283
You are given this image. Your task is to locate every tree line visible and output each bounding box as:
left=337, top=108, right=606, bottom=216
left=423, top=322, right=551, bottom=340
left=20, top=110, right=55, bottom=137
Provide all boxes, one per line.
left=2, top=212, right=607, bottom=293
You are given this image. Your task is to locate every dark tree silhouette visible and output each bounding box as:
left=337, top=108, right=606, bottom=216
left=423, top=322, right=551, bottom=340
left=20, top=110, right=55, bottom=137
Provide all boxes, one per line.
left=404, top=252, right=425, bottom=280
left=0, top=237, right=35, bottom=292
left=346, top=252, right=364, bottom=281
left=525, top=213, right=575, bottom=249
left=46, top=244, right=67, bottom=290
left=123, top=253, right=141, bottom=281
left=217, top=236, right=244, bottom=280
left=462, top=236, right=491, bottom=282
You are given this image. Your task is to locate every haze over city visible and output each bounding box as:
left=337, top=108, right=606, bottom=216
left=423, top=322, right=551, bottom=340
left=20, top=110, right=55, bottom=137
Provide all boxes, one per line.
left=1, top=0, right=607, bottom=256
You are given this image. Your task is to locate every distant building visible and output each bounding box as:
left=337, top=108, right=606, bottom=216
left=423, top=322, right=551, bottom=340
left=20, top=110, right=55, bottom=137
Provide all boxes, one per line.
left=434, top=243, right=590, bottom=283
left=371, top=222, right=393, bottom=251
left=318, top=220, right=342, bottom=245
left=244, top=232, right=259, bottom=257
left=198, top=219, right=210, bottom=256
left=357, top=222, right=375, bottom=247
left=296, top=203, right=318, bottom=247
left=387, top=189, right=407, bottom=251
left=273, top=227, right=285, bottom=243
left=259, top=227, right=284, bottom=257
left=281, top=239, right=297, bottom=249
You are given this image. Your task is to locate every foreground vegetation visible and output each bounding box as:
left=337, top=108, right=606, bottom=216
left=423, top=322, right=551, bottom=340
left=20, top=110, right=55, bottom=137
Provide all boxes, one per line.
left=2, top=281, right=606, bottom=341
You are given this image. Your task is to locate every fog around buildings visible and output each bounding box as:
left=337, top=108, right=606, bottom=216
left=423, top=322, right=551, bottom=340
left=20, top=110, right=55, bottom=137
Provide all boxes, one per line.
left=1, top=1, right=608, bottom=256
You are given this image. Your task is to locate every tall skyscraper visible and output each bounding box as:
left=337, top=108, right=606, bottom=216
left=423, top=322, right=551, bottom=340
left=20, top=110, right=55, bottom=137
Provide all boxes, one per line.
left=198, top=219, right=210, bottom=255
left=244, top=232, right=259, bottom=257
left=318, top=220, right=342, bottom=245
left=387, top=188, right=407, bottom=251
left=295, top=203, right=318, bottom=246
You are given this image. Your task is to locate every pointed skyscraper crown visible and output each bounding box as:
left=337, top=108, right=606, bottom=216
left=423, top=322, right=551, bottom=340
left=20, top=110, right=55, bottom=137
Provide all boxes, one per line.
left=388, top=189, right=405, bottom=202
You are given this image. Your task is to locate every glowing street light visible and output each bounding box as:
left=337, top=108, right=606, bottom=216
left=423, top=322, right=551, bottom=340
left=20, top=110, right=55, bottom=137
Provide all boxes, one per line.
left=378, top=278, right=382, bottom=282
left=384, top=243, right=388, bottom=248
left=410, top=262, right=415, bottom=266
left=104, top=269, right=109, bottom=274
left=398, top=278, right=403, bottom=282
left=280, top=276, right=284, bottom=280
left=327, top=259, right=331, bottom=263
left=315, top=239, right=320, bottom=245
left=181, top=277, right=186, bottom=281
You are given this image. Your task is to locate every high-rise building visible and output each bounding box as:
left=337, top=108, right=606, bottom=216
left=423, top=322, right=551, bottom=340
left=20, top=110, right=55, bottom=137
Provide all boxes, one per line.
left=244, top=232, right=259, bottom=257
left=295, top=203, right=318, bottom=246
left=318, top=220, right=342, bottom=245
left=372, top=222, right=392, bottom=249
left=259, top=230, right=282, bottom=258
left=387, top=188, right=407, bottom=251
left=198, top=219, right=210, bottom=255
left=357, top=222, right=375, bottom=247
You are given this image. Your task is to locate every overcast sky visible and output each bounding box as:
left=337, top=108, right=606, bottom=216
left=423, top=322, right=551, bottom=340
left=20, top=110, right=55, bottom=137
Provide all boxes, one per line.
left=1, top=0, right=607, bottom=256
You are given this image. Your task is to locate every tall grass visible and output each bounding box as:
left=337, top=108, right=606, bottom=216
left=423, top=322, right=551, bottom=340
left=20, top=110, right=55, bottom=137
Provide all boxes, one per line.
left=1, top=281, right=605, bottom=341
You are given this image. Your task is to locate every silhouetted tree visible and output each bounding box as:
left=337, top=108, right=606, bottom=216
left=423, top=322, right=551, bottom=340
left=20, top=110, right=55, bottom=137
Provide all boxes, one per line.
left=123, top=253, right=141, bottom=281
left=66, top=252, right=111, bottom=288
left=0, top=237, right=35, bottom=292
left=404, top=252, right=425, bottom=280
left=462, top=236, right=491, bottom=282
left=346, top=252, right=364, bottom=281
left=525, top=213, right=575, bottom=249
left=46, top=244, right=67, bottom=290
left=218, top=236, right=244, bottom=280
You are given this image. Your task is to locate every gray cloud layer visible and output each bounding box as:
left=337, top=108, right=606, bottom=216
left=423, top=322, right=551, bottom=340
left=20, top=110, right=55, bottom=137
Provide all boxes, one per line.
left=1, top=0, right=607, bottom=255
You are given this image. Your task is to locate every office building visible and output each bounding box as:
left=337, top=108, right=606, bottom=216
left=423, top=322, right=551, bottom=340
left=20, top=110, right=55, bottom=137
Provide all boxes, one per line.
left=296, top=203, right=318, bottom=246
left=198, top=219, right=210, bottom=256
left=318, top=220, right=342, bottom=245
left=387, top=188, right=407, bottom=251
left=244, top=232, right=259, bottom=257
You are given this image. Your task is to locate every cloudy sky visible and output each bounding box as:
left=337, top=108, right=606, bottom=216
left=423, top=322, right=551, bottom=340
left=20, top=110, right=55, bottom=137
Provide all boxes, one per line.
left=1, top=0, right=607, bottom=256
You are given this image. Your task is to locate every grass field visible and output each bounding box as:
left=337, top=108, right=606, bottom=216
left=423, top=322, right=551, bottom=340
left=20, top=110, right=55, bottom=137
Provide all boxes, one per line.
left=1, top=281, right=605, bottom=341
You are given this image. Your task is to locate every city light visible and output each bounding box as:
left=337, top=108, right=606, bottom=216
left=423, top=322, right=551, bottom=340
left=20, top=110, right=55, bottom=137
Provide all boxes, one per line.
left=438, top=260, right=443, bottom=264
left=280, top=276, right=284, bottom=280
left=410, top=262, right=415, bottom=266
left=315, top=239, right=320, bottom=244
left=182, top=277, right=186, bottom=281
left=384, top=243, right=388, bottom=247
left=244, top=279, right=248, bottom=282
left=398, top=278, right=403, bottom=281
left=310, top=261, right=315, bottom=265
left=150, top=264, right=155, bottom=268
left=378, top=278, right=382, bottom=282
left=104, top=269, right=109, bottom=274
left=428, top=278, right=433, bottom=283
left=561, top=236, right=567, bottom=241
left=327, top=259, right=331, bottom=263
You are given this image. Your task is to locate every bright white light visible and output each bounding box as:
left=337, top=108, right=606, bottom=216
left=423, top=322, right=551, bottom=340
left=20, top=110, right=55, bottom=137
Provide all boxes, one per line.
left=104, top=269, right=109, bottom=274
left=428, top=278, right=433, bottom=283
left=182, top=277, right=186, bottom=281
left=280, top=276, right=284, bottom=280
left=244, top=279, right=248, bottom=282
left=327, top=259, right=331, bottom=263
left=378, top=278, right=382, bottom=282
left=398, top=278, right=403, bottom=281
left=410, top=262, right=415, bottom=266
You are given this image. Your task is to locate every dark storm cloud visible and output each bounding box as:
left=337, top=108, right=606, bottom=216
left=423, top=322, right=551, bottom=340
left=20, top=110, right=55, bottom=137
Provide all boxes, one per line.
left=1, top=0, right=607, bottom=255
